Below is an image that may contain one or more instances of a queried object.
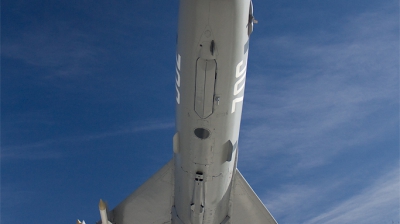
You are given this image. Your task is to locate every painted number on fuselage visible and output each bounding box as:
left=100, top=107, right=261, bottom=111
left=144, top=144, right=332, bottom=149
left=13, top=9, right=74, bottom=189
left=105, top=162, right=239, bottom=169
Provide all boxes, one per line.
left=231, top=60, right=246, bottom=113
left=176, top=54, right=181, bottom=104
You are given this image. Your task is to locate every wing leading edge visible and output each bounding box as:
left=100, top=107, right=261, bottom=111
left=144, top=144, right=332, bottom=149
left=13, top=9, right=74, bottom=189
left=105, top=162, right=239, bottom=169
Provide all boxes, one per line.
left=108, top=159, right=174, bottom=224
left=101, top=161, right=276, bottom=224
left=230, top=170, right=278, bottom=224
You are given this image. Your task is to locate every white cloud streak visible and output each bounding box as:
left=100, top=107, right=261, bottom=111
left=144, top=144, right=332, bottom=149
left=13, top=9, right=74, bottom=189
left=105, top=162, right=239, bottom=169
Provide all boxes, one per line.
left=239, top=2, right=399, bottom=223
left=240, top=1, right=398, bottom=171
left=1, top=120, right=174, bottom=160
left=1, top=184, right=35, bottom=223
left=304, top=167, right=400, bottom=224
left=262, top=166, right=399, bottom=223
left=2, top=26, right=103, bottom=78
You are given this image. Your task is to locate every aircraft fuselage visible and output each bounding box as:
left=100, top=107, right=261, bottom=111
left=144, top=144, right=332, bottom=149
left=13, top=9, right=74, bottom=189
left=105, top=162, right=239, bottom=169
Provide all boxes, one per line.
left=173, top=0, right=254, bottom=223
left=79, top=1, right=277, bottom=223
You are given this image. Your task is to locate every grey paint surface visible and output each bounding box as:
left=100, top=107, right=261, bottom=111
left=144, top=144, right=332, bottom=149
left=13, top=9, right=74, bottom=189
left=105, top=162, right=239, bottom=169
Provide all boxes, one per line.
left=173, top=0, right=251, bottom=223
left=107, top=1, right=277, bottom=223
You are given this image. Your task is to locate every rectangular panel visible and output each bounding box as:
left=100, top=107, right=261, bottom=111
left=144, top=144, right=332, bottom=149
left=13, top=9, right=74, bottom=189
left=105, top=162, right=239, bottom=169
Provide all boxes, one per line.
left=195, top=59, right=216, bottom=118
left=195, top=59, right=207, bottom=118
left=203, top=60, right=216, bottom=117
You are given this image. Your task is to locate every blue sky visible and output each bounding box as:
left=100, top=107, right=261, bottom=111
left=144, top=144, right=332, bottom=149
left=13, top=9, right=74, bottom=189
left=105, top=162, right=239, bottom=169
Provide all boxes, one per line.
left=1, top=0, right=398, bottom=223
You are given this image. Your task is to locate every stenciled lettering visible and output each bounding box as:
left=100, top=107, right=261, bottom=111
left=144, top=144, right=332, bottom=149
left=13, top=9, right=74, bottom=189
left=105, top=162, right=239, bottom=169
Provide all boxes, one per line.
left=231, top=60, right=247, bottom=113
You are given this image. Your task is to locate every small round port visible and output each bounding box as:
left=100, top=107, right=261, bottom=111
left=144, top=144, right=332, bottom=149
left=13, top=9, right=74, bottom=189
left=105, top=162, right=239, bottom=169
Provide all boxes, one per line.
left=194, top=128, right=210, bottom=139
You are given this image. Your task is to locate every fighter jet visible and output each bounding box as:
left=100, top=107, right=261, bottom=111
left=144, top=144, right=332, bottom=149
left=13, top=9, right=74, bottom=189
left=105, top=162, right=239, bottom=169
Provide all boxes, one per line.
left=82, top=0, right=277, bottom=223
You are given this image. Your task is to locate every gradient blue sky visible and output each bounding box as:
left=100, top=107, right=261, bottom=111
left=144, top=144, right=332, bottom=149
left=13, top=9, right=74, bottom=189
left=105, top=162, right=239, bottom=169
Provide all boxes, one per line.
left=2, top=0, right=399, bottom=223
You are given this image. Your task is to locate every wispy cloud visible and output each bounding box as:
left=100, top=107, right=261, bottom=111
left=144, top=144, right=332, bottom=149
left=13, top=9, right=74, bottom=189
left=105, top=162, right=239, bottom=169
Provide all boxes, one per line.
left=262, top=166, right=399, bottom=223
left=239, top=2, right=399, bottom=223
left=304, top=167, right=400, bottom=224
left=240, top=1, right=398, bottom=171
left=1, top=184, right=35, bottom=223
left=1, top=120, right=174, bottom=160
left=2, top=25, right=103, bottom=78
left=2, top=1, right=177, bottom=80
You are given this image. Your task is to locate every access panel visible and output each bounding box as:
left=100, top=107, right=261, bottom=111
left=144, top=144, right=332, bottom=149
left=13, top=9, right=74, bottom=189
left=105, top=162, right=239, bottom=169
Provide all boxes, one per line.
left=195, top=59, right=216, bottom=118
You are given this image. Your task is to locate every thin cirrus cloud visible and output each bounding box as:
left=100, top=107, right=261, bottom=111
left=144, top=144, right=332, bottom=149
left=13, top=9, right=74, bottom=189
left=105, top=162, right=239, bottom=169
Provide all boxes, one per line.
left=2, top=27, right=103, bottom=78
left=240, top=2, right=398, bottom=170
left=304, top=167, right=399, bottom=224
left=238, top=2, right=399, bottom=223
left=1, top=120, right=174, bottom=161
left=262, top=166, right=399, bottom=223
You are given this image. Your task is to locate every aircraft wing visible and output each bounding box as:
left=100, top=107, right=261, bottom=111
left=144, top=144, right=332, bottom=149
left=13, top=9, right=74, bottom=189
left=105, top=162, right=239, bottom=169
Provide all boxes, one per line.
left=107, top=159, right=174, bottom=224
left=100, top=161, right=276, bottom=224
left=230, top=169, right=278, bottom=224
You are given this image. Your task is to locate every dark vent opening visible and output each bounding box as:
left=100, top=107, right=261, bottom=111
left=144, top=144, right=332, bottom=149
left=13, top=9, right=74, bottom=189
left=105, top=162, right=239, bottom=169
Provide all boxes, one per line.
left=194, top=128, right=210, bottom=139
